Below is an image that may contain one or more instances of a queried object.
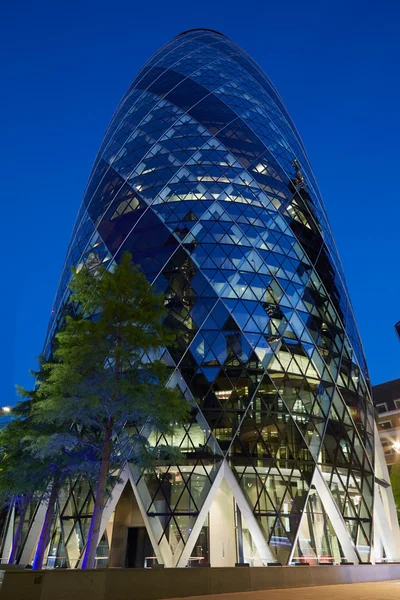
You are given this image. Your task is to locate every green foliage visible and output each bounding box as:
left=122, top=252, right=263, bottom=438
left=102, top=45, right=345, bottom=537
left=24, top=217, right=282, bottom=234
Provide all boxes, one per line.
left=0, top=362, right=97, bottom=566
left=28, top=252, right=189, bottom=567
left=35, top=252, right=188, bottom=460
left=390, top=463, right=400, bottom=515
left=0, top=403, right=47, bottom=505
left=0, top=373, right=86, bottom=508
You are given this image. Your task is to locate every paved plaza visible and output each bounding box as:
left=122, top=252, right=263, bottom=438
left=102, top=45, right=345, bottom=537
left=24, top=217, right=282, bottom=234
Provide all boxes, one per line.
left=174, top=580, right=400, bottom=600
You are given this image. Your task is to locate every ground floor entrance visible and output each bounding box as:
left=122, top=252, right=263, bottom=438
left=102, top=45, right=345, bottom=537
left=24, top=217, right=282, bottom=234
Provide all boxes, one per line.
left=125, top=527, right=153, bottom=568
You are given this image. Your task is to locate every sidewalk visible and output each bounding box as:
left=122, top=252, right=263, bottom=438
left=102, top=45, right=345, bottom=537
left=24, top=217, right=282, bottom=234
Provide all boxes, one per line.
left=169, top=580, right=400, bottom=600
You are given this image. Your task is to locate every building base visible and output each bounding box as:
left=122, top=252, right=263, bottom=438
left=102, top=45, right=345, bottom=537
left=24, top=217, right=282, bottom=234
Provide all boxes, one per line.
left=3, top=564, right=400, bottom=600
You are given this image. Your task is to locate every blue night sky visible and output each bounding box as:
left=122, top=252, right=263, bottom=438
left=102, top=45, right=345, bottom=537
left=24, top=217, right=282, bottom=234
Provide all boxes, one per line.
left=3, top=0, right=400, bottom=404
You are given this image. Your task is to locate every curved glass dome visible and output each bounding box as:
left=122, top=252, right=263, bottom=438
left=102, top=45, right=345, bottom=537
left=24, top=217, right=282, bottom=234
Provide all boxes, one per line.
left=46, top=30, right=378, bottom=566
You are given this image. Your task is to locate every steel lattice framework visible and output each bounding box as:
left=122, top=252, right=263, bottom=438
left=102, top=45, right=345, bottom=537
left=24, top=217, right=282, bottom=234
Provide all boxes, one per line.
left=9, top=29, right=399, bottom=569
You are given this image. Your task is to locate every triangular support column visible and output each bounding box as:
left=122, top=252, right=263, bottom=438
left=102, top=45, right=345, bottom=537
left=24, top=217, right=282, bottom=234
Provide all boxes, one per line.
left=176, top=460, right=275, bottom=567
left=373, top=422, right=400, bottom=561
left=311, top=466, right=359, bottom=564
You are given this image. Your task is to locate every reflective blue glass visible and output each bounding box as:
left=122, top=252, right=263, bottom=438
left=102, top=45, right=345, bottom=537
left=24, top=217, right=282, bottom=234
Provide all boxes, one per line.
left=44, top=29, right=378, bottom=565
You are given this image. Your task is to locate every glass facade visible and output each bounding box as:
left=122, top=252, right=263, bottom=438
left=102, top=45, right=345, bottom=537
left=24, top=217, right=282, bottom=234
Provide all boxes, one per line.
left=14, top=28, right=397, bottom=568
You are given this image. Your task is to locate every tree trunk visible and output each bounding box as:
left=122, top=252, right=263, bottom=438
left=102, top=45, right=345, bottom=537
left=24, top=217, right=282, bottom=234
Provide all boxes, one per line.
left=8, top=497, right=29, bottom=564
left=32, top=474, right=60, bottom=570
left=81, top=423, right=112, bottom=569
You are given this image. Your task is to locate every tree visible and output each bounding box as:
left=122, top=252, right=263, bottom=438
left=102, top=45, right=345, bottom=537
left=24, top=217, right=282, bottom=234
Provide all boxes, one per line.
left=0, top=409, right=42, bottom=564
left=20, top=399, right=89, bottom=570
left=0, top=395, right=65, bottom=566
left=390, top=463, right=400, bottom=518
left=34, top=252, right=189, bottom=569
left=0, top=375, right=89, bottom=569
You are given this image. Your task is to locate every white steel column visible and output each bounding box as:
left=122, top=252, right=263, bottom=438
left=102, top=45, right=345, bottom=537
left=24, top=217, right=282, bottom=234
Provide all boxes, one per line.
left=223, top=461, right=275, bottom=564
left=373, top=424, right=400, bottom=559
left=176, top=462, right=225, bottom=567
left=312, top=467, right=359, bottom=564
left=1, top=505, right=15, bottom=564
left=287, top=484, right=313, bottom=565
left=209, top=478, right=237, bottom=567
left=373, top=486, right=399, bottom=560
left=127, top=463, right=174, bottom=567
left=97, top=465, right=130, bottom=544
left=19, top=503, right=47, bottom=565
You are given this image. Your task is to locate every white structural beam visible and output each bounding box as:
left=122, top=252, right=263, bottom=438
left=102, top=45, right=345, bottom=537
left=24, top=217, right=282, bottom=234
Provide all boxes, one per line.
left=97, top=465, right=130, bottom=545
left=373, top=423, right=400, bottom=559
left=127, top=463, right=174, bottom=567
left=1, top=505, right=15, bottom=564
left=223, top=461, right=276, bottom=564
left=17, top=418, right=400, bottom=570
left=374, top=486, right=398, bottom=560
left=287, top=484, right=313, bottom=566
left=208, top=479, right=237, bottom=567
left=176, top=461, right=225, bottom=567
left=374, top=423, right=400, bottom=560
left=19, top=502, right=47, bottom=565
left=312, top=466, right=359, bottom=564
left=90, top=462, right=173, bottom=568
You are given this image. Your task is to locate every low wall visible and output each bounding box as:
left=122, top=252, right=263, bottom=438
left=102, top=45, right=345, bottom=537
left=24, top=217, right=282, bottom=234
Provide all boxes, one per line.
left=2, top=564, right=400, bottom=600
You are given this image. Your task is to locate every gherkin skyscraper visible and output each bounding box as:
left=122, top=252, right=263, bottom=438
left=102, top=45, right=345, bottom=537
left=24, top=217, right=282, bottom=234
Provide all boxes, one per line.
left=11, top=29, right=400, bottom=569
